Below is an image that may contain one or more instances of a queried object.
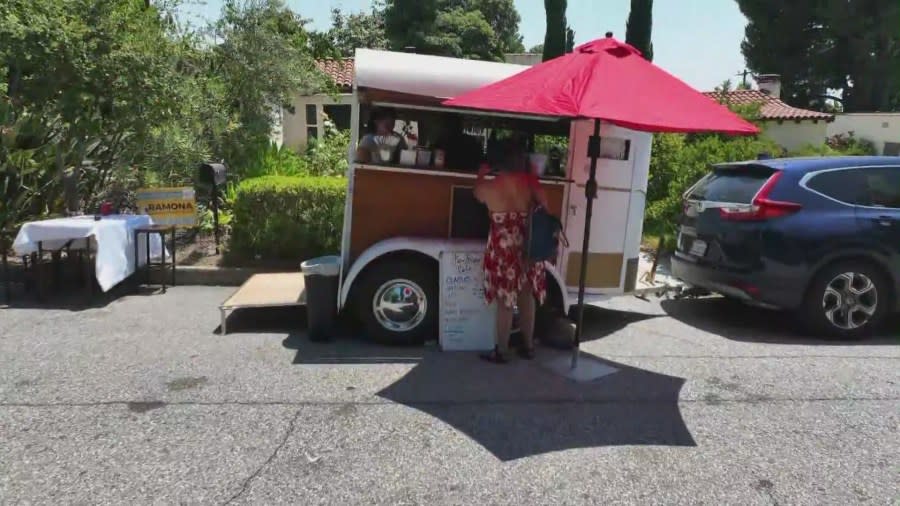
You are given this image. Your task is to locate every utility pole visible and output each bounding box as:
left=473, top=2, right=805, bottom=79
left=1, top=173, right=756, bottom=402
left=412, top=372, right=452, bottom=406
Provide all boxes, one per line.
left=735, top=69, right=752, bottom=89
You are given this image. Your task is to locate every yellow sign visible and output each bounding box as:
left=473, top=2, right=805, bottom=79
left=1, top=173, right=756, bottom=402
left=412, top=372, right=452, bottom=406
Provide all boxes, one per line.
left=135, top=187, right=197, bottom=227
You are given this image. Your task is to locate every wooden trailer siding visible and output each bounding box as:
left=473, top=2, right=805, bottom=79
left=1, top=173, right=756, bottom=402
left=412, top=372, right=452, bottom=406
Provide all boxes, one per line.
left=349, top=166, right=565, bottom=261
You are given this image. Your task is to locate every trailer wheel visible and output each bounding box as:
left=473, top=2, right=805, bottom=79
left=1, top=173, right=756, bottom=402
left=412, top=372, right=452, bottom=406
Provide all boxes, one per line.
left=354, top=258, right=438, bottom=345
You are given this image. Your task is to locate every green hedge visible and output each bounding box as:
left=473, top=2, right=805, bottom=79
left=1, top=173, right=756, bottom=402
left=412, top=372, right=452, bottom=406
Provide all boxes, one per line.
left=229, top=175, right=346, bottom=263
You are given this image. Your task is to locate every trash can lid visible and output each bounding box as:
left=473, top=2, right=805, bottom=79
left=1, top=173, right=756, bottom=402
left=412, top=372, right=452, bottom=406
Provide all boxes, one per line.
left=301, top=255, right=341, bottom=276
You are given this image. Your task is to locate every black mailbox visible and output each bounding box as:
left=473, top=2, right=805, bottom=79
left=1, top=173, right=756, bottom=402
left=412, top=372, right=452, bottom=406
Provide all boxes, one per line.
left=199, top=162, right=227, bottom=186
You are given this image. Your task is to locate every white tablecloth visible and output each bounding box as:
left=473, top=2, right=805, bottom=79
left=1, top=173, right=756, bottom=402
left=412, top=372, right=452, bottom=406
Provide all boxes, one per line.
left=13, top=215, right=165, bottom=292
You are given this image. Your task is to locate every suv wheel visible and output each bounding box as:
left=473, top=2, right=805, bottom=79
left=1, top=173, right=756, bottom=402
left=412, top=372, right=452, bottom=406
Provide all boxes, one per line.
left=802, top=261, right=889, bottom=340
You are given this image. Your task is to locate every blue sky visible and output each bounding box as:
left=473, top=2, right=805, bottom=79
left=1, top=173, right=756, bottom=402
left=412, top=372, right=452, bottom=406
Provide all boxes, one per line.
left=180, top=0, right=750, bottom=91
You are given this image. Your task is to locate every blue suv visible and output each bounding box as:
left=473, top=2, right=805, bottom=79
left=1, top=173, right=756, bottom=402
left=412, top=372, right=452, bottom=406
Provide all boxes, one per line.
left=672, top=156, right=900, bottom=339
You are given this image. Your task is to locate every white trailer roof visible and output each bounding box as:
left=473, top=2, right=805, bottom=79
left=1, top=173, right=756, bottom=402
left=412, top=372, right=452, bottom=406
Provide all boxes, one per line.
left=354, top=48, right=528, bottom=99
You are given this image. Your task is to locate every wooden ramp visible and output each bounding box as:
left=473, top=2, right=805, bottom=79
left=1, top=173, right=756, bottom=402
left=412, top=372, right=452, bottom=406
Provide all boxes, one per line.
left=219, top=272, right=306, bottom=334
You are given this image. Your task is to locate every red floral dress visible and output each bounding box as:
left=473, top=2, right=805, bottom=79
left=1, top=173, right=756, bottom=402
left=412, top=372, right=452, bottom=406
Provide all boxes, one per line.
left=483, top=212, right=547, bottom=308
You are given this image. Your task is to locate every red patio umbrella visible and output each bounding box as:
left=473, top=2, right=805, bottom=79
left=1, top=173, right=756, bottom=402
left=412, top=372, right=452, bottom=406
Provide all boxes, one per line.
left=443, top=34, right=759, bottom=371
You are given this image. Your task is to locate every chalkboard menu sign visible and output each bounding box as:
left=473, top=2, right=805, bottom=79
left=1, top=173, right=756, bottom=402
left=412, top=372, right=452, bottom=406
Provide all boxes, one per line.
left=439, top=250, right=496, bottom=351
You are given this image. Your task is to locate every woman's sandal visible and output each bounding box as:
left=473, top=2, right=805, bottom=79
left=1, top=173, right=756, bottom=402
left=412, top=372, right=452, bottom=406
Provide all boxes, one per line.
left=480, top=346, right=508, bottom=364
left=518, top=344, right=536, bottom=360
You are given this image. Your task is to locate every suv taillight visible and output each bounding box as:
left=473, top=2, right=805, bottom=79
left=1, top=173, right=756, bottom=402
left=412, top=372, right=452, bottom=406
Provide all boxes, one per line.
left=718, top=171, right=802, bottom=221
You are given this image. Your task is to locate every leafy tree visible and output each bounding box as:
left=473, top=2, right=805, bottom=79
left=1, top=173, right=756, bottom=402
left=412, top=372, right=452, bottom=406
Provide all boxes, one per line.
left=383, top=0, right=524, bottom=60
left=737, top=0, right=900, bottom=112
left=1, top=0, right=191, bottom=211
left=565, top=26, right=575, bottom=53
left=326, top=6, right=388, bottom=57
left=542, top=0, right=567, bottom=61
left=384, top=0, right=441, bottom=53
left=428, top=7, right=501, bottom=61
left=456, top=0, right=525, bottom=53
left=212, top=0, right=330, bottom=169
left=528, top=43, right=544, bottom=54
left=625, top=0, right=653, bottom=61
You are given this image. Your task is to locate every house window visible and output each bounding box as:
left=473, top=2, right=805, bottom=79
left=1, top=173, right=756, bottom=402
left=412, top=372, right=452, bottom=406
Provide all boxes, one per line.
left=323, top=104, right=351, bottom=131
left=305, top=104, right=319, bottom=143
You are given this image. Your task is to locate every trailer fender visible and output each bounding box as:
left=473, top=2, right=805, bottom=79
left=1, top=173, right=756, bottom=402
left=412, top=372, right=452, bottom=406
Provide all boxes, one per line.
left=339, top=237, right=570, bottom=313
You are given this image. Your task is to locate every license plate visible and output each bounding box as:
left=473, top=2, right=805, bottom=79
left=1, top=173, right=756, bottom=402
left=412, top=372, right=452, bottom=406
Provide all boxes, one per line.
left=689, top=239, right=708, bottom=257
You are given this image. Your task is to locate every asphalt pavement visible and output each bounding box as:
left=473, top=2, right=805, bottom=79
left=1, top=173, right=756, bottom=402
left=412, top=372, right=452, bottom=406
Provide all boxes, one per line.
left=1, top=287, right=897, bottom=505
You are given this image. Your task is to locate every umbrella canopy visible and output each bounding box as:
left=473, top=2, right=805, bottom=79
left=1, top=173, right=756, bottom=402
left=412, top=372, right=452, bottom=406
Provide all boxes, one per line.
left=443, top=35, right=759, bottom=135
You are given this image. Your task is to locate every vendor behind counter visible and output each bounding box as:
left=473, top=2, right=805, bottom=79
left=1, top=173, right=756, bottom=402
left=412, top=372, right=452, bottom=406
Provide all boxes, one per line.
left=356, top=108, right=408, bottom=164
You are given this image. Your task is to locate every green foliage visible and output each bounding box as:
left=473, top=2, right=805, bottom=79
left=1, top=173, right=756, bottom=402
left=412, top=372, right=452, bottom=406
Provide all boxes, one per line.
left=542, top=0, right=567, bottom=61
left=0, top=98, right=60, bottom=232
left=383, top=0, right=524, bottom=61
left=229, top=175, right=345, bottom=262
left=243, top=144, right=310, bottom=179
left=645, top=133, right=782, bottom=240
left=305, top=128, right=350, bottom=177
left=736, top=0, right=900, bottom=112
left=625, top=0, right=653, bottom=61
left=789, top=132, right=878, bottom=157
left=240, top=126, right=349, bottom=179
left=213, top=0, right=331, bottom=172
left=824, top=132, right=877, bottom=155
left=326, top=6, right=388, bottom=57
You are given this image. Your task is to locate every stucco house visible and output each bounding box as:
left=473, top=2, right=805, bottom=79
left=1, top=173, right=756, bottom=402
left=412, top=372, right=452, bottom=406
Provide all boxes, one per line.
left=827, top=113, right=900, bottom=155
left=282, top=62, right=834, bottom=153
left=281, top=58, right=355, bottom=150
left=702, top=79, right=834, bottom=152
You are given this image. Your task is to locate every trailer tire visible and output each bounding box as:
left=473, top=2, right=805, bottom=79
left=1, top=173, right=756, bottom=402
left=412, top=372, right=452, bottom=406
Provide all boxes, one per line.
left=354, top=258, right=438, bottom=345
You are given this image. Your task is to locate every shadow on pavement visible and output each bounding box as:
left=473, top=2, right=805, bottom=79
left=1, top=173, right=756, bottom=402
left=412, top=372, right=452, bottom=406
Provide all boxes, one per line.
left=224, top=307, right=695, bottom=460
left=574, top=305, right=662, bottom=344
left=661, top=297, right=899, bottom=345
left=216, top=306, right=307, bottom=335
left=376, top=350, right=695, bottom=461
left=1, top=280, right=138, bottom=311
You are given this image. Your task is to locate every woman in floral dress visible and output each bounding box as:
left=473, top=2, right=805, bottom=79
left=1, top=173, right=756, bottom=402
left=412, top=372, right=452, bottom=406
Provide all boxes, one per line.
left=474, top=139, right=548, bottom=363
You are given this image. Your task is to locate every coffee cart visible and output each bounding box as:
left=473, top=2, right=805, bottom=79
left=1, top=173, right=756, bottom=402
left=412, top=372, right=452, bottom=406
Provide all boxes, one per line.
left=336, top=49, right=654, bottom=347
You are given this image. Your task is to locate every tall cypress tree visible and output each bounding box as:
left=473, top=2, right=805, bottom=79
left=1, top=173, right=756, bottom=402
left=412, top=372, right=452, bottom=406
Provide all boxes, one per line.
left=542, top=0, right=567, bottom=61
left=625, top=0, right=653, bottom=61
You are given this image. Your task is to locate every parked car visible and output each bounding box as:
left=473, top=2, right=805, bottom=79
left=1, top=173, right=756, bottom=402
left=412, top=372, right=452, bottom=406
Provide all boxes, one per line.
left=671, top=156, right=900, bottom=339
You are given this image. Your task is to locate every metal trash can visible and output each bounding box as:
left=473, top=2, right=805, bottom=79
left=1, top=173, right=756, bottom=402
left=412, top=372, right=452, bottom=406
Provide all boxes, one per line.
left=301, top=255, right=341, bottom=341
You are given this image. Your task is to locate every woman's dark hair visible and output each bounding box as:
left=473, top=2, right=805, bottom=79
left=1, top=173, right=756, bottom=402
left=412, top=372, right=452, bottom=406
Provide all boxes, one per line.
left=493, top=136, right=528, bottom=173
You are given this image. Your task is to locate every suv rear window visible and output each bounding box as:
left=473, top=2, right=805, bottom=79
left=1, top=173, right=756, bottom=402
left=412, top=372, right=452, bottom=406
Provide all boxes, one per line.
left=687, top=165, right=775, bottom=203
left=805, top=169, right=864, bottom=204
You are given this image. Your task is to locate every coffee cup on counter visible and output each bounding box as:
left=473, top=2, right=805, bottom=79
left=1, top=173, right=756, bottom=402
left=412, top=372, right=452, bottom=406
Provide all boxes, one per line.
left=415, top=149, right=432, bottom=167
left=399, top=149, right=417, bottom=166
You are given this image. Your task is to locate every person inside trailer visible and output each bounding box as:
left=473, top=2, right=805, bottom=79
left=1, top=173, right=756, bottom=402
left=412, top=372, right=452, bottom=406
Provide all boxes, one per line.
left=474, top=136, right=549, bottom=364
left=355, top=107, right=408, bottom=164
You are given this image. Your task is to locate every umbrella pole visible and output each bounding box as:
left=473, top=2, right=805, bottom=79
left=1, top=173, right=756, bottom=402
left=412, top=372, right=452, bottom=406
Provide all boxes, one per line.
left=571, top=119, right=602, bottom=370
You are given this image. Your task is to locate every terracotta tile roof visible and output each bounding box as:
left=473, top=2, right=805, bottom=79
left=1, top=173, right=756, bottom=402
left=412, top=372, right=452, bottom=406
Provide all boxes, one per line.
left=315, top=58, right=354, bottom=91
left=703, top=89, right=833, bottom=121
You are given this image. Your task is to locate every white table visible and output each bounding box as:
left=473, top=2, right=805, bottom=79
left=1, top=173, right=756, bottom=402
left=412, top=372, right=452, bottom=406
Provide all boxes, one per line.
left=13, top=215, right=165, bottom=292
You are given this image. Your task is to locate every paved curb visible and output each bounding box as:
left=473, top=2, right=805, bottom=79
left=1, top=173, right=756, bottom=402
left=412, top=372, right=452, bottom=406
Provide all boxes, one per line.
left=174, top=266, right=289, bottom=286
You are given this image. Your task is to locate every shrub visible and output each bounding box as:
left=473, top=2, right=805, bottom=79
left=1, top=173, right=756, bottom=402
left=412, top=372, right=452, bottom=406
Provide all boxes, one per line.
left=241, top=143, right=310, bottom=179
left=645, top=133, right=782, bottom=241
left=228, top=175, right=346, bottom=263
left=305, top=125, right=350, bottom=177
